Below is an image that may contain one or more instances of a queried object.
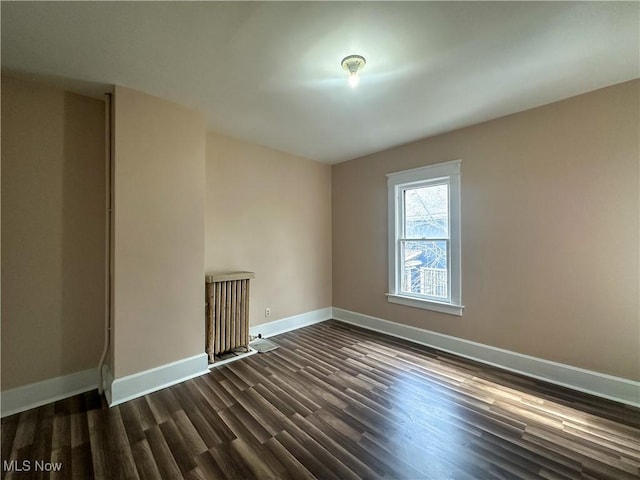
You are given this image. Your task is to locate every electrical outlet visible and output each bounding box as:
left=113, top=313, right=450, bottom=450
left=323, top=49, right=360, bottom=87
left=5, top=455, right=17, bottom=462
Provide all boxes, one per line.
left=265, top=307, right=271, bottom=318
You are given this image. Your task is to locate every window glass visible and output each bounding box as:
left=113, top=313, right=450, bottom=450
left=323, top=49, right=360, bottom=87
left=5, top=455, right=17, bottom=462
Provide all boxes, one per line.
left=403, top=184, right=448, bottom=239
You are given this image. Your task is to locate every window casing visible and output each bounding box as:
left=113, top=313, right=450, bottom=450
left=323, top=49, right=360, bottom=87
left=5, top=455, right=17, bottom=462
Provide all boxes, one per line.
left=387, top=160, right=463, bottom=316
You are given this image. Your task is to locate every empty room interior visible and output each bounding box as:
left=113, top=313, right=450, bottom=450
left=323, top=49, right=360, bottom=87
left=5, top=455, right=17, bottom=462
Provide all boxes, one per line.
left=1, top=2, right=639, bottom=479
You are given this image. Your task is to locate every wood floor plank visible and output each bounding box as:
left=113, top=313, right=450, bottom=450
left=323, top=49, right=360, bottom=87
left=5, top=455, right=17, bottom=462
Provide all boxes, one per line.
left=310, top=406, right=363, bottom=442
left=274, top=429, right=343, bottom=480
left=217, top=404, right=271, bottom=445
left=172, top=410, right=208, bottom=456
left=144, top=425, right=182, bottom=480
left=144, top=393, right=172, bottom=425
left=305, top=408, right=393, bottom=475
left=70, top=438, right=94, bottom=479
left=262, top=437, right=316, bottom=480
left=118, top=402, right=147, bottom=446
left=253, top=377, right=314, bottom=418
left=178, top=406, right=225, bottom=449
left=290, top=412, right=385, bottom=480
left=267, top=373, right=323, bottom=413
left=129, top=440, right=163, bottom=480
left=159, top=418, right=200, bottom=475
left=88, top=408, right=139, bottom=480
left=279, top=416, right=362, bottom=480
left=50, top=414, right=72, bottom=480
left=2, top=320, right=638, bottom=480
left=1, top=415, right=18, bottom=470
left=207, top=442, right=256, bottom=480
left=217, top=367, right=252, bottom=392
left=229, top=390, right=282, bottom=437
left=193, top=450, right=228, bottom=480
left=127, top=397, right=157, bottom=432
left=225, top=361, right=264, bottom=388
left=183, top=466, right=209, bottom=480
left=195, top=376, right=235, bottom=410
left=11, top=409, right=38, bottom=451
left=86, top=409, right=113, bottom=480
left=356, top=431, right=431, bottom=479
left=230, top=437, right=289, bottom=480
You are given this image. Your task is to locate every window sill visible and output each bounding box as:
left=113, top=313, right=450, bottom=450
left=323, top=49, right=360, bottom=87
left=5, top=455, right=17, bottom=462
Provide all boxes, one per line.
left=386, top=294, right=464, bottom=316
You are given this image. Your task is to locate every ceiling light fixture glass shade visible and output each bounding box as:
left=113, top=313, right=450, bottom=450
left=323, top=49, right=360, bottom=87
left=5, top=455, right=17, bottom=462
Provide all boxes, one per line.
left=341, top=55, right=366, bottom=88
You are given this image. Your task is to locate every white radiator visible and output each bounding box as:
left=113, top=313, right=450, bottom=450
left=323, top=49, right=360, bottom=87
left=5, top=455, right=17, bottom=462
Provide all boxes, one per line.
left=205, top=271, right=254, bottom=363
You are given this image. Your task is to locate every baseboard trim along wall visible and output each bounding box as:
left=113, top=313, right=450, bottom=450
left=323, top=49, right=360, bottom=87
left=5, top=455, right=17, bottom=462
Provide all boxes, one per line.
left=1, top=308, right=330, bottom=414
left=332, top=307, right=640, bottom=407
left=249, top=307, right=333, bottom=339
left=0, top=368, right=99, bottom=418
left=4, top=306, right=636, bottom=415
left=107, top=353, right=209, bottom=407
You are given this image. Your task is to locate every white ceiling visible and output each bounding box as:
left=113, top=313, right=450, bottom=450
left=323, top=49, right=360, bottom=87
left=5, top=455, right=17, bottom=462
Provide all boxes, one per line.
left=2, top=2, right=638, bottom=164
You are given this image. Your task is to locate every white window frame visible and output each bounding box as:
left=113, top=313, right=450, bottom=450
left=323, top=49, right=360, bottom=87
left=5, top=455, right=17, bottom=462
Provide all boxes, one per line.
left=386, top=160, right=463, bottom=316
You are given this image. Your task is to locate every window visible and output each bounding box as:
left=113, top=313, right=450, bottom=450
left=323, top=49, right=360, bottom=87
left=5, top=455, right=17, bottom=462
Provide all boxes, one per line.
left=387, top=160, right=463, bottom=316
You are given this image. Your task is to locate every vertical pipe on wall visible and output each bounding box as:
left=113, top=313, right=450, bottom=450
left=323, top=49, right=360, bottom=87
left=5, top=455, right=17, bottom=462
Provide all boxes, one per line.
left=97, top=92, right=113, bottom=394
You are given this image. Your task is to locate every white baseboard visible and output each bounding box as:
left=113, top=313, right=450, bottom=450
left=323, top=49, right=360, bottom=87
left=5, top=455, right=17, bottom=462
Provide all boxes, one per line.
left=103, top=365, right=114, bottom=406
left=249, top=307, right=332, bottom=339
left=107, top=353, right=209, bottom=407
left=332, top=307, right=640, bottom=407
left=1, top=368, right=99, bottom=418
left=106, top=307, right=332, bottom=406
left=6, top=307, right=635, bottom=415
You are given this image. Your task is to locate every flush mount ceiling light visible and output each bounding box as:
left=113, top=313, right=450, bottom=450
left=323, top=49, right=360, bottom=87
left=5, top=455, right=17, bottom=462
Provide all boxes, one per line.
left=341, top=54, right=366, bottom=88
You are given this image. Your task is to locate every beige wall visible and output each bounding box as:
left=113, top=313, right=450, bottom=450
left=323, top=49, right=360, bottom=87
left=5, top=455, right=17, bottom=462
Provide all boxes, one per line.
left=1, top=76, right=105, bottom=390
left=3, top=74, right=635, bottom=393
left=206, top=133, right=332, bottom=327
left=332, top=80, right=640, bottom=381
left=112, top=86, right=206, bottom=378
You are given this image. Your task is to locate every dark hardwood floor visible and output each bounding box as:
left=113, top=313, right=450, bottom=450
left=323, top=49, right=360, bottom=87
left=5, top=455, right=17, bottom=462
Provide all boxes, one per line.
left=2, top=320, right=639, bottom=479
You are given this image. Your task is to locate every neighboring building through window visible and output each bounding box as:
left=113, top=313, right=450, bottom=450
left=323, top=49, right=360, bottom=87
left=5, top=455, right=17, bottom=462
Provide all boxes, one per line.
left=387, top=160, right=463, bottom=316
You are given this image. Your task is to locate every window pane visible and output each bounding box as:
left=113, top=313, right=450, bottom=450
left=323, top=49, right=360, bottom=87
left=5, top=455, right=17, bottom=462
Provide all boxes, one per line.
left=404, top=184, right=448, bottom=238
left=400, top=240, right=448, bottom=299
